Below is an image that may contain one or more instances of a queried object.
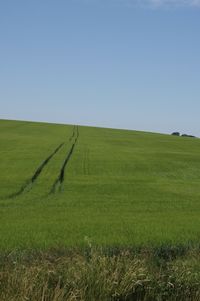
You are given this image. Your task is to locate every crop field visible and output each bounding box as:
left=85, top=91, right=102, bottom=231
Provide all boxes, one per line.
left=1, top=119, right=200, bottom=251
left=2, top=119, right=200, bottom=300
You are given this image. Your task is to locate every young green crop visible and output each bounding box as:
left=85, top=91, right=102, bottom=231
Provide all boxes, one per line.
left=1, top=119, right=200, bottom=250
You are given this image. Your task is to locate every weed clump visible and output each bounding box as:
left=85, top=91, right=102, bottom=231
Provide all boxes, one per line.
left=1, top=247, right=200, bottom=301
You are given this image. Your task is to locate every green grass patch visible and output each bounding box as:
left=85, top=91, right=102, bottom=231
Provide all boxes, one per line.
left=1, top=247, right=200, bottom=300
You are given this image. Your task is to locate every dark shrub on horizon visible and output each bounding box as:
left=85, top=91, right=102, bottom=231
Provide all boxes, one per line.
left=182, top=134, right=196, bottom=138
left=171, top=132, right=180, bottom=136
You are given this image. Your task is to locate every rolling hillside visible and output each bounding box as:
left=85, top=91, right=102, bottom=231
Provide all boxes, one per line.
left=1, top=119, right=200, bottom=250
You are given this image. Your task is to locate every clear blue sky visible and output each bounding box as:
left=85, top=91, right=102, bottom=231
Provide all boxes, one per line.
left=1, top=0, right=200, bottom=135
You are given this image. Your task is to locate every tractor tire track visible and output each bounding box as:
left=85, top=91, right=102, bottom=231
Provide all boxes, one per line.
left=83, top=148, right=89, bottom=175
left=51, top=126, right=79, bottom=193
left=8, top=142, right=64, bottom=199
left=69, top=125, right=76, bottom=141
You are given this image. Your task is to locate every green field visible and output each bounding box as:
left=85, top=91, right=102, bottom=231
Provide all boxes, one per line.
left=1, top=119, right=200, bottom=250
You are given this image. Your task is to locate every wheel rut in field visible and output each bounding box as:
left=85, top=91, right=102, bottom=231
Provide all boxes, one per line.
left=69, top=125, right=76, bottom=141
left=83, top=148, right=90, bottom=175
left=51, top=126, right=79, bottom=193
left=7, top=142, right=65, bottom=199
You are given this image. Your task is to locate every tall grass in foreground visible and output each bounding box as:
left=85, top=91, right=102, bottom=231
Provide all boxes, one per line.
left=1, top=247, right=200, bottom=300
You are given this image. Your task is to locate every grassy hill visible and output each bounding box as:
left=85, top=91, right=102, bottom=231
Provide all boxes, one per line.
left=1, top=119, right=200, bottom=250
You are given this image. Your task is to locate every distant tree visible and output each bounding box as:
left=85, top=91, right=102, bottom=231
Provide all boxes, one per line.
left=171, top=132, right=180, bottom=136
left=181, top=134, right=196, bottom=138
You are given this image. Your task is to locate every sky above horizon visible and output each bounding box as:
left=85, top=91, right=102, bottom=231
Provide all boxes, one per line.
left=1, top=0, right=200, bottom=135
